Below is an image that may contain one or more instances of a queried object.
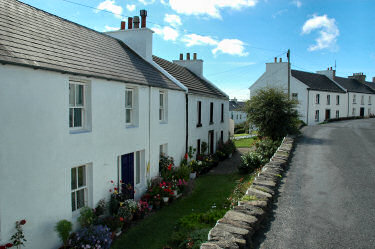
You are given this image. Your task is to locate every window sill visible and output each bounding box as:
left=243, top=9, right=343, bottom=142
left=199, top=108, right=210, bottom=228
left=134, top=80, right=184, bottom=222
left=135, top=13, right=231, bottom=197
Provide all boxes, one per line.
left=69, top=129, right=91, bottom=134
left=126, top=124, right=139, bottom=129
left=196, top=123, right=202, bottom=128
left=159, top=121, right=168, bottom=125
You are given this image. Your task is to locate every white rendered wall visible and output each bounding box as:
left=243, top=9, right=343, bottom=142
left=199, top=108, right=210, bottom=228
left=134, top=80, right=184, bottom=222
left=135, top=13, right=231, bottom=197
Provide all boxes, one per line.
left=347, top=92, right=375, bottom=117
left=0, top=64, right=185, bottom=249
left=307, top=90, right=348, bottom=125
left=230, top=111, right=248, bottom=125
left=187, top=94, right=229, bottom=156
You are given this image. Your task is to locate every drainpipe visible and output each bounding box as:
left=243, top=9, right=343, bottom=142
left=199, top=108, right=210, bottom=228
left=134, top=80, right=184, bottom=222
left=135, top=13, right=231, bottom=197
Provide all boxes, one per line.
left=148, top=86, right=152, bottom=179
left=307, top=89, right=310, bottom=125
left=185, top=94, right=189, bottom=153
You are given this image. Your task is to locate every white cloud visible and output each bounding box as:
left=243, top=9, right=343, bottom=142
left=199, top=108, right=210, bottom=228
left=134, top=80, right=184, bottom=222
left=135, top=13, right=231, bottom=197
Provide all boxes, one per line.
left=152, top=25, right=179, bottom=41
left=95, top=0, right=123, bottom=19
left=103, top=25, right=119, bottom=31
left=138, top=0, right=155, bottom=5
left=302, top=14, right=339, bottom=51
left=181, top=34, right=218, bottom=47
left=292, top=0, right=302, bottom=8
left=160, top=0, right=168, bottom=5
left=212, top=39, right=249, bottom=56
left=168, top=0, right=258, bottom=19
left=126, top=4, right=136, bottom=12
left=272, top=9, right=288, bottom=19
left=164, top=14, right=182, bottom=27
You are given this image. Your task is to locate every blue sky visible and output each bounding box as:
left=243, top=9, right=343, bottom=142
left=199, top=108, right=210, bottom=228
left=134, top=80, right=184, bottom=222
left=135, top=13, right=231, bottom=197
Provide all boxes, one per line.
left=20, top=0, right=375, bottom=100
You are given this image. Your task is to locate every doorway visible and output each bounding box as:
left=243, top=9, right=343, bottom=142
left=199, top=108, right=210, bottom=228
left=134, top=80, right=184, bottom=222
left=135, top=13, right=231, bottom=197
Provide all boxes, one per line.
left=208, top=130, right=214, bottom=154
left=360, top=107, right=365, bottom=117
left=120, top=153, right=134, bottom=199
left=325, top=109, right=331, bottom=120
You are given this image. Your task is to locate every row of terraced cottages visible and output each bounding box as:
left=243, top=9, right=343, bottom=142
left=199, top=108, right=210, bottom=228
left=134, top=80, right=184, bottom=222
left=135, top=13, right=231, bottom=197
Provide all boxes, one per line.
left=0, top=1, right=229, bottom=248
left=250, top=58, right=375, bottom=125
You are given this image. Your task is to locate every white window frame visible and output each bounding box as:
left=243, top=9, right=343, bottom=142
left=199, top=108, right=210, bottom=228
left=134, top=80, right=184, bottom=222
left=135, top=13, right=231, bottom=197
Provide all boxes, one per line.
left=368, top=109, right=371, bottom=116
left=69, top=82, right=86, bottom=129
left=369, top=96, right=372, bottom=105
left=315, top=94, right=320, bottom=104
left=353, top=94, right=356, bottom=104
left=336, top=110, right=339, bottom=119
left=125, top=88, right=133, bottom=125
left=336, top=95, right=340, bottom=105
left=315, top=110, right=319, bottom=122
left=135, top=151, right=144, bottom=186
left=361, top=95, right=364, bottom=105
left=71, top=165, right=88, bottom=213
left=327, top=95, right=330, bottom=105
left=159, top=91, right=166, bottom=122
left=352, top=108, right=356, bottom=116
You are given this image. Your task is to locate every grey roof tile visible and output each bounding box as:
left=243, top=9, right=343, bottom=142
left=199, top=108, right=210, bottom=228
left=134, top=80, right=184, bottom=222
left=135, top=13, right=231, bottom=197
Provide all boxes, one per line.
left=291, top=70, right=345, bottom=93
left=334, top=77, right=375, bottom=94
left=153, top=55, right=228, bottom=99
left=0, top=0, right=182, bottom=91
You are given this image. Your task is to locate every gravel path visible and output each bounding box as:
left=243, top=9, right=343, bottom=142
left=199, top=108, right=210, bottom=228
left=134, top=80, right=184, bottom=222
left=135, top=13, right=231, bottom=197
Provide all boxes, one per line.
left=208, top=147, right=251, bottom=175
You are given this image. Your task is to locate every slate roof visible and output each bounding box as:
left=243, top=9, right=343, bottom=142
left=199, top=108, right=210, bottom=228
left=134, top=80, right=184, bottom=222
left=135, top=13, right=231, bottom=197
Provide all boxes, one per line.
left=363, top=81, right=375, bottom=91
left=153, top=55, right=228, bottom=99
left=334, top=77, right=375, bottom=94
left=291, top=70, right=345, bottom=93
left=0, top=0, right=182, bottom=91
left=229, top=100, right=246, bottom=111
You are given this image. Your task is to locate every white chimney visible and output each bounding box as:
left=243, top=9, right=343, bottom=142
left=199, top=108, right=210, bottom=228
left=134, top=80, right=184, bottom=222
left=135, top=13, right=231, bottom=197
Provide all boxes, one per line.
left=173, top=52, right=203, bottom=77
left=105, top=10, right=154, bottom=62
left=316, top=67, right=335, bottom=80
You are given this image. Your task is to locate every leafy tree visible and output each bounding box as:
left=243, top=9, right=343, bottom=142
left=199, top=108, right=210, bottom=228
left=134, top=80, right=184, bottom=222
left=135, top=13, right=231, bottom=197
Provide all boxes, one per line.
left=245, top=87, right=299, bottom=140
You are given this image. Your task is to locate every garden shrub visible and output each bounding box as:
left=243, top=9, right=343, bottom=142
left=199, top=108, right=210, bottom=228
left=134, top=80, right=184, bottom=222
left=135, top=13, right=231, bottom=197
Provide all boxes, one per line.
left=254, top=137, right=280, bottom=160
left=78, top=207, right=95, bottom=228
left=55, top=220, right=72, bottom=247
left=70, top=225, right=112, bottom=249
left=177, top=228, right=211, bottom=249
left=174, top=164, right=191, bottom=181
left=238, top=152, right=265, bottom=174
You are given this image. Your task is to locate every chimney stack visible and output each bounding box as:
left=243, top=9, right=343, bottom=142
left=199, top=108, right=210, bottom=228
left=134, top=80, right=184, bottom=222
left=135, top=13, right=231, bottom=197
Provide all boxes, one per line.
left=140, top=10, right=147, bottom=28
left=274, top=57, right=277, bottom=63
left=133, top=16, right=140, bottom=28
left=128, top=17, right=133, bottom=29
left=193, top=53, right=197, bottom=60
left=179, top=53, right=183, bottom=60
left=186, top=53, right=190, bottom=60
left=348, top=72, right=366, bottom=83
left=173, top=52, right=203, bottom=77
left=330, top=67, right=332, bottom=70
left=279, top=58, right=282, bottom=62
left=121, top=21, right=126, bottom=30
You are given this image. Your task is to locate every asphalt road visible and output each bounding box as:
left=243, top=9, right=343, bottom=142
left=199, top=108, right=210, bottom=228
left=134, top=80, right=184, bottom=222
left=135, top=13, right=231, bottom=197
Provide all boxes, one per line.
left=253, top=119, right=375, bottom=249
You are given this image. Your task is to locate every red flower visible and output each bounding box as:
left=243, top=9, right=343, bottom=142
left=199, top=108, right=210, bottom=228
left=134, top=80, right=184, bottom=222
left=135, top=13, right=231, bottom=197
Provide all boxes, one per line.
left=167, top=164, right=172, bottom=171
left=120, top=180, right=122, bottom=183
left=114, top=188, right=118, bottom=191
left=109, top=189, right=112, bottom=192
left=119, top=217, right=124, bottom=222
left=110, top=180, right=114, bottom=183
left=0, top=245, right=6, bottom=249
left=20, top=219, right=26, bottom=225
left=184, top=153, right=188, bottom=160
left=5, top=243, right=13, bottom=248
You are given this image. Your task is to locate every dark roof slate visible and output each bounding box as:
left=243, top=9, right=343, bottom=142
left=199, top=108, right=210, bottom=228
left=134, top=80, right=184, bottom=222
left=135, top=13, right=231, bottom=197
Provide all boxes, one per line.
left=229, top=101, right=246, bottom=111
left=334, top=77, right=375, bottom=94
left=291, top=70, right=345, bottom=93
left=153, top=55, right=227, bottom=99
left=363, top=81, right=375, bottom=91
left=0, top=0, right=182, bottom=91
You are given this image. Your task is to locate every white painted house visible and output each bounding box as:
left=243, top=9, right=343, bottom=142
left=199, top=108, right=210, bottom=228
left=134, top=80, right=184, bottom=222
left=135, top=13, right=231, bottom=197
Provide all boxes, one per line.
left=0, top=1, right=230, bottom=248
left=229, top=98, right=248, bottom=125
left=249, top=58, right=375, bottom=125
left=153, top=54, right=229, bottom=156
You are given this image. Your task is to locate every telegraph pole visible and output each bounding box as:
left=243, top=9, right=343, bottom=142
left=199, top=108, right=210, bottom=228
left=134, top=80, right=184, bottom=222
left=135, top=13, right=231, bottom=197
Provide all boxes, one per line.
left=286, top=49, right=290, bottom=99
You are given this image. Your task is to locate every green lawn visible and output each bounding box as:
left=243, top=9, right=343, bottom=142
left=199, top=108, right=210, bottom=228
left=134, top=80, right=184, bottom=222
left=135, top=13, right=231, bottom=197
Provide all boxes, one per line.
left=234, top=133, right=249, bottom=137
left=234, top=137, right=257, bottom=148
left=111, top=173, right=244, bottom=249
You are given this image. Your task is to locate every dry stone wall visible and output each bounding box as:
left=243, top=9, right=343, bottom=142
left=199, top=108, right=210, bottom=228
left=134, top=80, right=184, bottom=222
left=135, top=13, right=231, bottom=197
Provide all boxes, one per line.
left=200, top=135, right=295, bottom=249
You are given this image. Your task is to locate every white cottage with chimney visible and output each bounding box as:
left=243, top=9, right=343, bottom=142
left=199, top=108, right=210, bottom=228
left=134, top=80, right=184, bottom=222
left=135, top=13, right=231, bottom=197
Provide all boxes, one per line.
left=0, top=1, right=187, bottom=248
left=250, top=58, right=375, bottom=125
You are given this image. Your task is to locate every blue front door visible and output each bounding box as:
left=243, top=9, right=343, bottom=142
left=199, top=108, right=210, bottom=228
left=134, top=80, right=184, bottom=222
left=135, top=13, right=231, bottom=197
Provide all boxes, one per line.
left=121, top=153, right=134, bottom=199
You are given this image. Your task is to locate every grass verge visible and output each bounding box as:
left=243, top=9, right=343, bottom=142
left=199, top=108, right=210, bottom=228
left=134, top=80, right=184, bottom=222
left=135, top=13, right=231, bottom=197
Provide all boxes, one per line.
left=234, top=137, right=257, bottom=148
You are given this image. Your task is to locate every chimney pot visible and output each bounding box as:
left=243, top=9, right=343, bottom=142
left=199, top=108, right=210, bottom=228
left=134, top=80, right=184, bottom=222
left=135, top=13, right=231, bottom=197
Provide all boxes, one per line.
left=186, top=53, right=190, bottom=60
left=179, top=53, right=183, bottom=60
left=133, top=16, right=140, bottom=28
left=140, top=9, right=147, bottom=28
left=121, top=21, right=126, bottom=30
left=279, top=58, right=282, bottom=62
left=193, top=53, right=197, bottom=60
left=274, top=57, right=277, bottom=63
left=128, top=17, right=133, bottom=29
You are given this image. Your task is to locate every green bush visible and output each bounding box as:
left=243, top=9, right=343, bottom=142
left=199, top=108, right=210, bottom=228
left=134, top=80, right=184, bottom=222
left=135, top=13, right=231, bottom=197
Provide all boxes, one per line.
left=55, top=220, right=72, bottom=246
left=238, top=152, right=265, bottom=174
left=254, top=137, right=280, bottom=160
left=174, top=164, right=191, bottom=180
left=177, top=228, right=211, bottom=249
left=78, top=207, right=95, bottom=228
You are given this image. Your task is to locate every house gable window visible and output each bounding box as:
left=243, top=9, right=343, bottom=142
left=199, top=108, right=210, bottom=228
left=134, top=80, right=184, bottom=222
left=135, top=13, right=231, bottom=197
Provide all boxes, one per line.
left=221, top=103, right=224, bottom=122
left=361, top=95, right=364, bottom=105
left=209, top=102, right=214, bottom=124
left=353, top=94, right=356, bottom=104
left=69, top=82, right=85, bottom=128
left=336, top=110, right=339, bottom=118
left=315, top=94, right=320, bottom=104
left=315, top=110, right=319, bottom=122
left=336, top=95, right=340, bottom=105
left=327, top=95, right=330, bottom=105
left=125, top=88, right=133, bottom=125
left=71, top=165, right=88, bottom=212
left=159, top=91, right=167, bottom=122
left=197, top=101, right=202, bottom=127
left=369, top=96, right=372, bottom=105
